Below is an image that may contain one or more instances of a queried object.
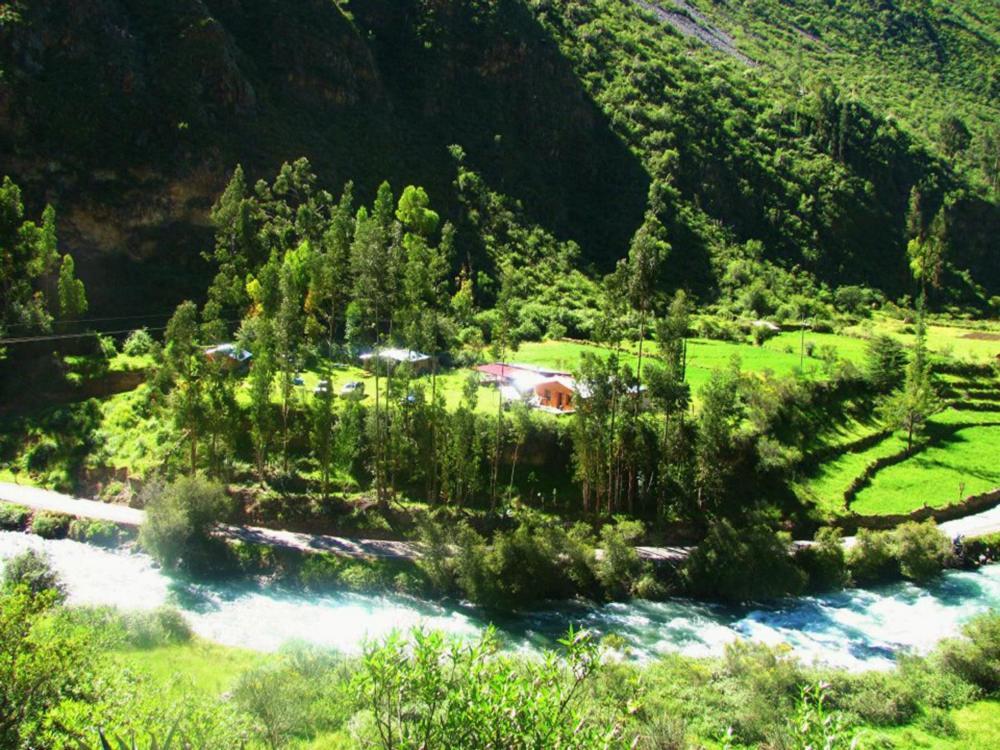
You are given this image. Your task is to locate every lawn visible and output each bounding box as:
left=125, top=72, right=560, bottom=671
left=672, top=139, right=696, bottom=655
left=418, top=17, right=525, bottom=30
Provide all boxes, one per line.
left=855, top=700, right=1000, bottom=750
left=851, top=424, right=1000, bottom=515
left=846, top=316, right=1000, bottom=363
left=115, top=640, right=261, bottom=698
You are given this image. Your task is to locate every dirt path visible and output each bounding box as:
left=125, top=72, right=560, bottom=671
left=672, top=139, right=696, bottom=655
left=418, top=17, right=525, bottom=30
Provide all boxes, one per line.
left=4, top=482, right=999, bottom=563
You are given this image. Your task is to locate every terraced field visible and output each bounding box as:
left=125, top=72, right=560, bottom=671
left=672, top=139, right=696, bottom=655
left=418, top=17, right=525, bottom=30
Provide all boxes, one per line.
left=799, top=368, right=1000, bottom=518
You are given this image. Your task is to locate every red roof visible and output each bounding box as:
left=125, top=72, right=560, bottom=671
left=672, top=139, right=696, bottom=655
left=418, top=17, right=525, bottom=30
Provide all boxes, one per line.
left=475, top=363, right=571, bottom=379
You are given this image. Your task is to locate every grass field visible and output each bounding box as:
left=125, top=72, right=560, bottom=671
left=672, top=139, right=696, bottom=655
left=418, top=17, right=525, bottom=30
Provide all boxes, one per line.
left=797, top=431, right=913, bottom=516
left=855, top=700, right=1000, bottom=750
left=850, top=425, right=1000, bottom=515
left=114, top=640, right=261, bottom=698
left=845, top=316, right=1000, bottom=363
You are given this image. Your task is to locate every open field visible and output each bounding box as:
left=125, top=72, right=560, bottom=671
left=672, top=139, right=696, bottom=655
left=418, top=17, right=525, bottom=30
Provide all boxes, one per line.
left=798, top=359, right=1000, bottom=518
left=850, top=425, right=1000, bottom=516
left=115, top=640, right=261, bottom=698
left=845, top=316, right=1000, bottom=363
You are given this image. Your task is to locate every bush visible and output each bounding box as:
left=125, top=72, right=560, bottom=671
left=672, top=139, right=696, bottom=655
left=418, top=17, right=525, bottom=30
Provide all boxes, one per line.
left=795, top=527, right=849, bottom=592
left=751, top=324, right=779, bottom=346
left=1, top=549, right=66, bottom=601
left=120, top=607, right=192, bottom=648
left=0, top=503, right=31, bottom=530
left=833, top=671, right=919, bottom=726
left=139, top=476, right=233, bottom=572
left=892, top=520, right=954, bottom=582
left=68, top=518, right=122, bottom=547
left=594, top=519, right=647, bottom=599
left=30, top=511, right=71, bottom=539
left=919, top=708, right=958, bottom=737
left=683, top=519, right=806, bottom=602
left=937, top=612, right=1000, bottom=694
left=122, top=327, right=155, bottom=356
left=846, top=528, right=898, bottom=585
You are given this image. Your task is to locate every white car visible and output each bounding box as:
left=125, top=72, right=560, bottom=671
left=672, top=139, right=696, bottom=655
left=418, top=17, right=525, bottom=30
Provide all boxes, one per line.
left=340, top=381, right=365, bottom=399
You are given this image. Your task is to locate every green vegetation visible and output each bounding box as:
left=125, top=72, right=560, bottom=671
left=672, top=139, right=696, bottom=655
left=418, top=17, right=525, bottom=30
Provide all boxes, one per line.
left=139, top=476, right=233, bottom=573
left=4, top=557, right=1000, bottom=750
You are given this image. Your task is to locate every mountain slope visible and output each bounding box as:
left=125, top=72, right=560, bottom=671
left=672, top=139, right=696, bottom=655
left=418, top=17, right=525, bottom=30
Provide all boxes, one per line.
left=0, top=0, right=996, bottom=315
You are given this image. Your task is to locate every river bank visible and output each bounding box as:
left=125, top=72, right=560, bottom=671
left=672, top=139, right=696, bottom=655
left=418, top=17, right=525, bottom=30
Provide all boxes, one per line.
left=3, top=529, right=999, bottom=671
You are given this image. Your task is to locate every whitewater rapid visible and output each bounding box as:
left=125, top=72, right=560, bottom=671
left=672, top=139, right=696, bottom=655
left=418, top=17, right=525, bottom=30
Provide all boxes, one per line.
left=2, top=531, right=998, bottom=670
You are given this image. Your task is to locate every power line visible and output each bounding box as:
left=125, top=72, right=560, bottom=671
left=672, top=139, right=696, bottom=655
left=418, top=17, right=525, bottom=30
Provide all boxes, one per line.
left=0, top=326, right=170, bottom=346
left=0, top=319, right=242, bottom=346
left=3, top=312, right=175, bottom=331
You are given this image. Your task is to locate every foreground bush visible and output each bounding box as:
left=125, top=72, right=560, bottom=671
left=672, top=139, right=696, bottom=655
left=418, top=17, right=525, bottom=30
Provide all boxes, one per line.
left=1, top=548, right=66, bottom=601
left=353, top=627, right=633, bottom=749
left=938, top=612, right=1000, bottom=694
left=139, top=476, right=232, bottom=572
left=120, top=607, right=193, bottom=649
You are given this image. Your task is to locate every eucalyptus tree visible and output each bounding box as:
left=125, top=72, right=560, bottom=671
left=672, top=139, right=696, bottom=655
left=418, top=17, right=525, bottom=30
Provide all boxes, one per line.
left=0, top=177, right=86, bottom=353
left=397, top=185, right=453, bottom=500
left=163, top=301, right=205, bottom=474
left=351, top=182, right=404, bottom=503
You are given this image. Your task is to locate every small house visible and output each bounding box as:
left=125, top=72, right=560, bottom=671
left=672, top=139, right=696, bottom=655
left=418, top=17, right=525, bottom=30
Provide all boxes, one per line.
left=533, top=377, right=577, bottom=413
left=476, top=363, right=578, bottom=414
left=359, top=347, right=433, bottom=374
left=204, top=343, right=252, bottom=371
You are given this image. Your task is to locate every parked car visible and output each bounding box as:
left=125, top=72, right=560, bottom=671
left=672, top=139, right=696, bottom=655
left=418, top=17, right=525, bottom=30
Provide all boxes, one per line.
left=313, top=379, right=330, bottom=395
left=292, top=375, right=304, bottom=386
left=340, top=381, right=365, bottom=399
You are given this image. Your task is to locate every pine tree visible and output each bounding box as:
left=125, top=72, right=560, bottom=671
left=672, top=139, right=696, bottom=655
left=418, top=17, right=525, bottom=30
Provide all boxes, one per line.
left=56, top=254, right=87, bottom=319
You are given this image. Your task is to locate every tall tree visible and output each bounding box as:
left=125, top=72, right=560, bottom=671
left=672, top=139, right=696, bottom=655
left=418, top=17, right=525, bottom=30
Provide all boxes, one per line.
left=0, top=179, right=81, bottom=350
left=56, top=254, right=87, bottom=319
left=621, top=204, right=669, bottom=388
left=881, top=297, right=940, bottom=453
left=163, top=301, right=204, bottom=474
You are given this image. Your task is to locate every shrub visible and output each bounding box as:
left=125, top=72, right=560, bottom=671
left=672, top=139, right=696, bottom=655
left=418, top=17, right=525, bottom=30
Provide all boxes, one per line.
left=594, top=519, right=646, bottom=599
left=139, top=476, right=233, bottom=572
left=30, top=511, right=71, bottom=539
left=121, top=607, right=193, bottom=648
left=96, top=333, right=117, bottom=359
left=937, top=612, right=1000, bottom=694
left=795, top=527, right=849, bottom=592
left=122, top=327, right=155, bottom=356
left=897, top=654, right=977, bottom=710
left=834, top=671, right=919, bottom=726
left=1, top=549, right=66, bottom=601
left=0, top=503, right=31, bottom=530
left=751, top=324, right=779, bottom=346
left=846, top=528, right=898, bottom=585
left=25, top=438, right=58, bottom=472
left=68, top=518, right=122, bottom=547
left=892, top=520, right=954, bottom=582
left=683, top=519, right=806, bottom=602
left=920, top=708, right=958, bottom=738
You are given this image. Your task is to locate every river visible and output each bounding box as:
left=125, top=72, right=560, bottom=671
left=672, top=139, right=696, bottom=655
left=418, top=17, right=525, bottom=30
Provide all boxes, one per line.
left=2, top=530, right=998, bottom=671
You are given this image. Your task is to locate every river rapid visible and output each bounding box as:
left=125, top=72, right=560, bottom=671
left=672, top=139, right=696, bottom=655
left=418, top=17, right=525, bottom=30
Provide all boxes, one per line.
left=2, top=530, right=998, bottom=671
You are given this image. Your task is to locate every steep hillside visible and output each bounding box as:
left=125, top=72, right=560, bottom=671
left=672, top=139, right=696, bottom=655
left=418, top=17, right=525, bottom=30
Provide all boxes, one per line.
left=0, top=0, right=996, bottom=315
